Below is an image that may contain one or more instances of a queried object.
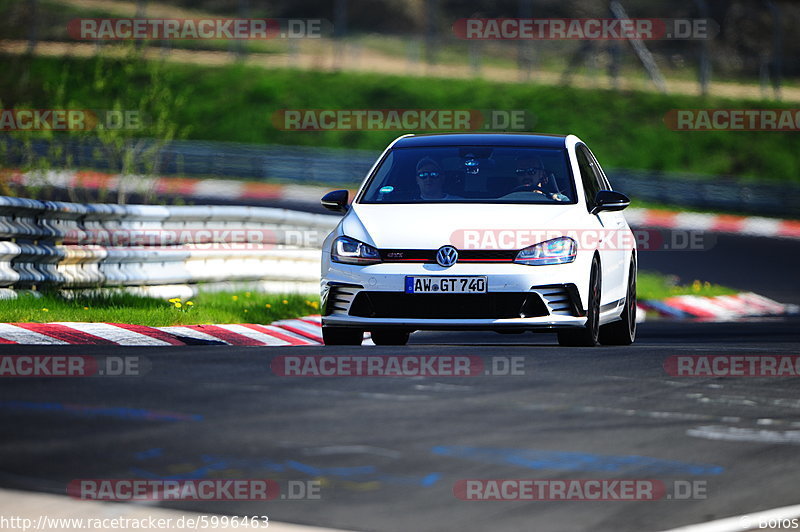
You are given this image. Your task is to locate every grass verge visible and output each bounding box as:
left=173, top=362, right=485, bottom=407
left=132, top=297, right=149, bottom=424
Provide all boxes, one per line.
left=0, top=272, right=736, bottom=326
left=638, top=271, right=738, bottom=300
left=0, top=291, right=319, bottom=326
left=1, top=54, right=799, bottom=183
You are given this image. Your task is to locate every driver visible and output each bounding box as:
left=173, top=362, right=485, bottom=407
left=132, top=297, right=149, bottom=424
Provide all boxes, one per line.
left=415, top=157, right=460, bottom=200
left=513, top=156, right=569, bottom=202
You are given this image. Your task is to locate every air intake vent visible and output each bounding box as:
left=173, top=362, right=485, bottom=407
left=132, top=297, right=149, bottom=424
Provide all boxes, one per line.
left=530, top=284, right=581, bottom=316
left=323, top=283, right=362, bottom=316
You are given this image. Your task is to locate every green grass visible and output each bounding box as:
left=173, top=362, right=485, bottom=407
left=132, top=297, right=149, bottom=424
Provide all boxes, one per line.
left=637, top=271, right=737, bottom=300
left=2, top=54, right=800, bottom=183
left=0, top=273, right=735, bottom=326
left=0, top=291, right=319, bottom=326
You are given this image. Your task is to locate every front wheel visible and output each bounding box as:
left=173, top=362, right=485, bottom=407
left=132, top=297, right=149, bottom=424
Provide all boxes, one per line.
left=599, top=259, right=637, bottom=345
left=557, top=258, right=600, bottom=347
left=322, top=326, right=363, bottom=346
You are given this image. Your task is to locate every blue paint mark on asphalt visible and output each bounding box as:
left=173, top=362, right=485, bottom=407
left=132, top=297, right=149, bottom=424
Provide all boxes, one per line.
left=131, top=465, right=222, bottom=481
left=421, top=473, right=442, bottom=486
left=285, top=460, right=376, bottom=477
left=130, top=451, right=442, bottom=487
left=0, top=401, right=202, bottom=422
left=431, top=446, right=724, bottom=475
left=134, top=448, right=164, bottom=460
left=199, top=455, right=287, bottom=472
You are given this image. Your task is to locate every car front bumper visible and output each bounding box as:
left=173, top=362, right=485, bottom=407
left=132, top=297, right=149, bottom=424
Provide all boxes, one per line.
left=320, top=254, right=592, bottom=331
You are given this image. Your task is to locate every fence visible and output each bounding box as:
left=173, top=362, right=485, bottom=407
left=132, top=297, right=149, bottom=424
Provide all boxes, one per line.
left=4, top=138, right=799, bottom=218
left=0, top=195, right=340, bottom=299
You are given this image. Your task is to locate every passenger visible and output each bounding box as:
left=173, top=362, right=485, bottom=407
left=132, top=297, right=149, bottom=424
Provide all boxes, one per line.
left=415, top=157, right=460, bottom=200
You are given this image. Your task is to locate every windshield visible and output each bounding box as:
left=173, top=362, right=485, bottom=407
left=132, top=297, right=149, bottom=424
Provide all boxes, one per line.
left=359, top=146, right=576, bottom=204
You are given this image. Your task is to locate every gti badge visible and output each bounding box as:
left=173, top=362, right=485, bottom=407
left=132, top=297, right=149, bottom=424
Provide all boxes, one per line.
left=436, top=246, right=458, bottom=267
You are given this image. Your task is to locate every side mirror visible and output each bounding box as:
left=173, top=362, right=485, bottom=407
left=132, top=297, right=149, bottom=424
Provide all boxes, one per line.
left=591, top=190, right=630, bottom=215
left=321, top=189, right=349, bottom=213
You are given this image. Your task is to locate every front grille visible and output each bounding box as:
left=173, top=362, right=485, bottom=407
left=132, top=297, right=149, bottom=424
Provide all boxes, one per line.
left=349, top=292, right=548, bottom=319
left=379, top=249, right=517, bottom=263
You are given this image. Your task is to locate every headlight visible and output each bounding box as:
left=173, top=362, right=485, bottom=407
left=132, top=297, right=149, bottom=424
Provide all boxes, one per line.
left=331, top=236, right=381, bottom=265
left=514, top=237, right=576, bottom=266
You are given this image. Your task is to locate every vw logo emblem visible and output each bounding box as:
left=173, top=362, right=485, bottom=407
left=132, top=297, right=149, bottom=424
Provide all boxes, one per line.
left=436, top=246, right=458, bottom=267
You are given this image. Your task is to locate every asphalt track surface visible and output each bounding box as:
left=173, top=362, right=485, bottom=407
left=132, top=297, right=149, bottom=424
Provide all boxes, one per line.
left=0, top=236, right=799, bottom=532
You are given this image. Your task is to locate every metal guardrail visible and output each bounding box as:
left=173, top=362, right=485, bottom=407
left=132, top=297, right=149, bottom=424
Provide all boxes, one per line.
left=1, top=138, right=376, bottom=187
left=3, top=137, right=799, bottom=217
left=0, top=196, right=340, bottom=297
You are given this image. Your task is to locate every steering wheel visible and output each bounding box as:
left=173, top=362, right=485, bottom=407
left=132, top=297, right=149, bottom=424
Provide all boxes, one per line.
left=509, top=183, right=546, bottom=194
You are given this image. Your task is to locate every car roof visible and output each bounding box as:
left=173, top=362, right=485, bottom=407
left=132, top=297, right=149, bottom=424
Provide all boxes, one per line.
left=392, top=133, right=569, bottom=149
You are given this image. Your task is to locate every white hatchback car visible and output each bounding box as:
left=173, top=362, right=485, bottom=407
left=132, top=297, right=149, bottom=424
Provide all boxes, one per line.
left=319, top=133, right=637, bottom=347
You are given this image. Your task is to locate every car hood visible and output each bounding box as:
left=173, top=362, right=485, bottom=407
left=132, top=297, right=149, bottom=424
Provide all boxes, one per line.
left=342, top=203, right=583, bottom=250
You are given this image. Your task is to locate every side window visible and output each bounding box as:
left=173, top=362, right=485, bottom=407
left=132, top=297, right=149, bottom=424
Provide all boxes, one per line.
left=360, top=151, right=395, bottom=202
left=585, top=147, right=611, bottom=190
left=575, top=146, right=601, bottom=210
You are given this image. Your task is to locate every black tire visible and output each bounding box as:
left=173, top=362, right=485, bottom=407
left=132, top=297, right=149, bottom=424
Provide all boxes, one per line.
left=599, top=259, right=637, bottom=346
left=370, top=330, right=410, bottom=346
left=322, top=326, right=363, bottom=346
left=557, top=258, right=601, bottom=347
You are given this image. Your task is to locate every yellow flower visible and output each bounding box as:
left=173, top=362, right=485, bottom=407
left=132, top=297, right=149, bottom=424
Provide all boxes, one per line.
left=174, top=302, right=182, bottom=308
left=186, top=301, right=194, bottom=306
left=310, top=301, right=319, bottom=309
left=41, top=308, right=49, bottom=312
left=265, top=304, right=271, bottom=308
left=244, top=309, right=248, bottom=313
left=282, top=299, right=288, bottom=305
left=169, top=298, right=181, bottom=303
left=83, top=306, right=89, bottom=310
left=692, top=280, right=702, bottom=293
left=232, top=295, right=239, bottom=301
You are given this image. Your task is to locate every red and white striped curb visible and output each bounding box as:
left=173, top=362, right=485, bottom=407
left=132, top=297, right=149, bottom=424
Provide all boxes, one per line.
left=0, top=316, right=323, bottom=346
left=623, top=209, right=800, bottom=239
left=8, top=169, right=800, bottom=239
left=0, top=294, right=793, bottom=346
left=0, top=315, right=377, bottom=346
left=641, top=292, right=799, bottom=320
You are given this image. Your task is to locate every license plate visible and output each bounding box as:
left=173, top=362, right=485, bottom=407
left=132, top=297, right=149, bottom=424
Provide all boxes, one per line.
left=404, top=276, right=487, bottom=294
